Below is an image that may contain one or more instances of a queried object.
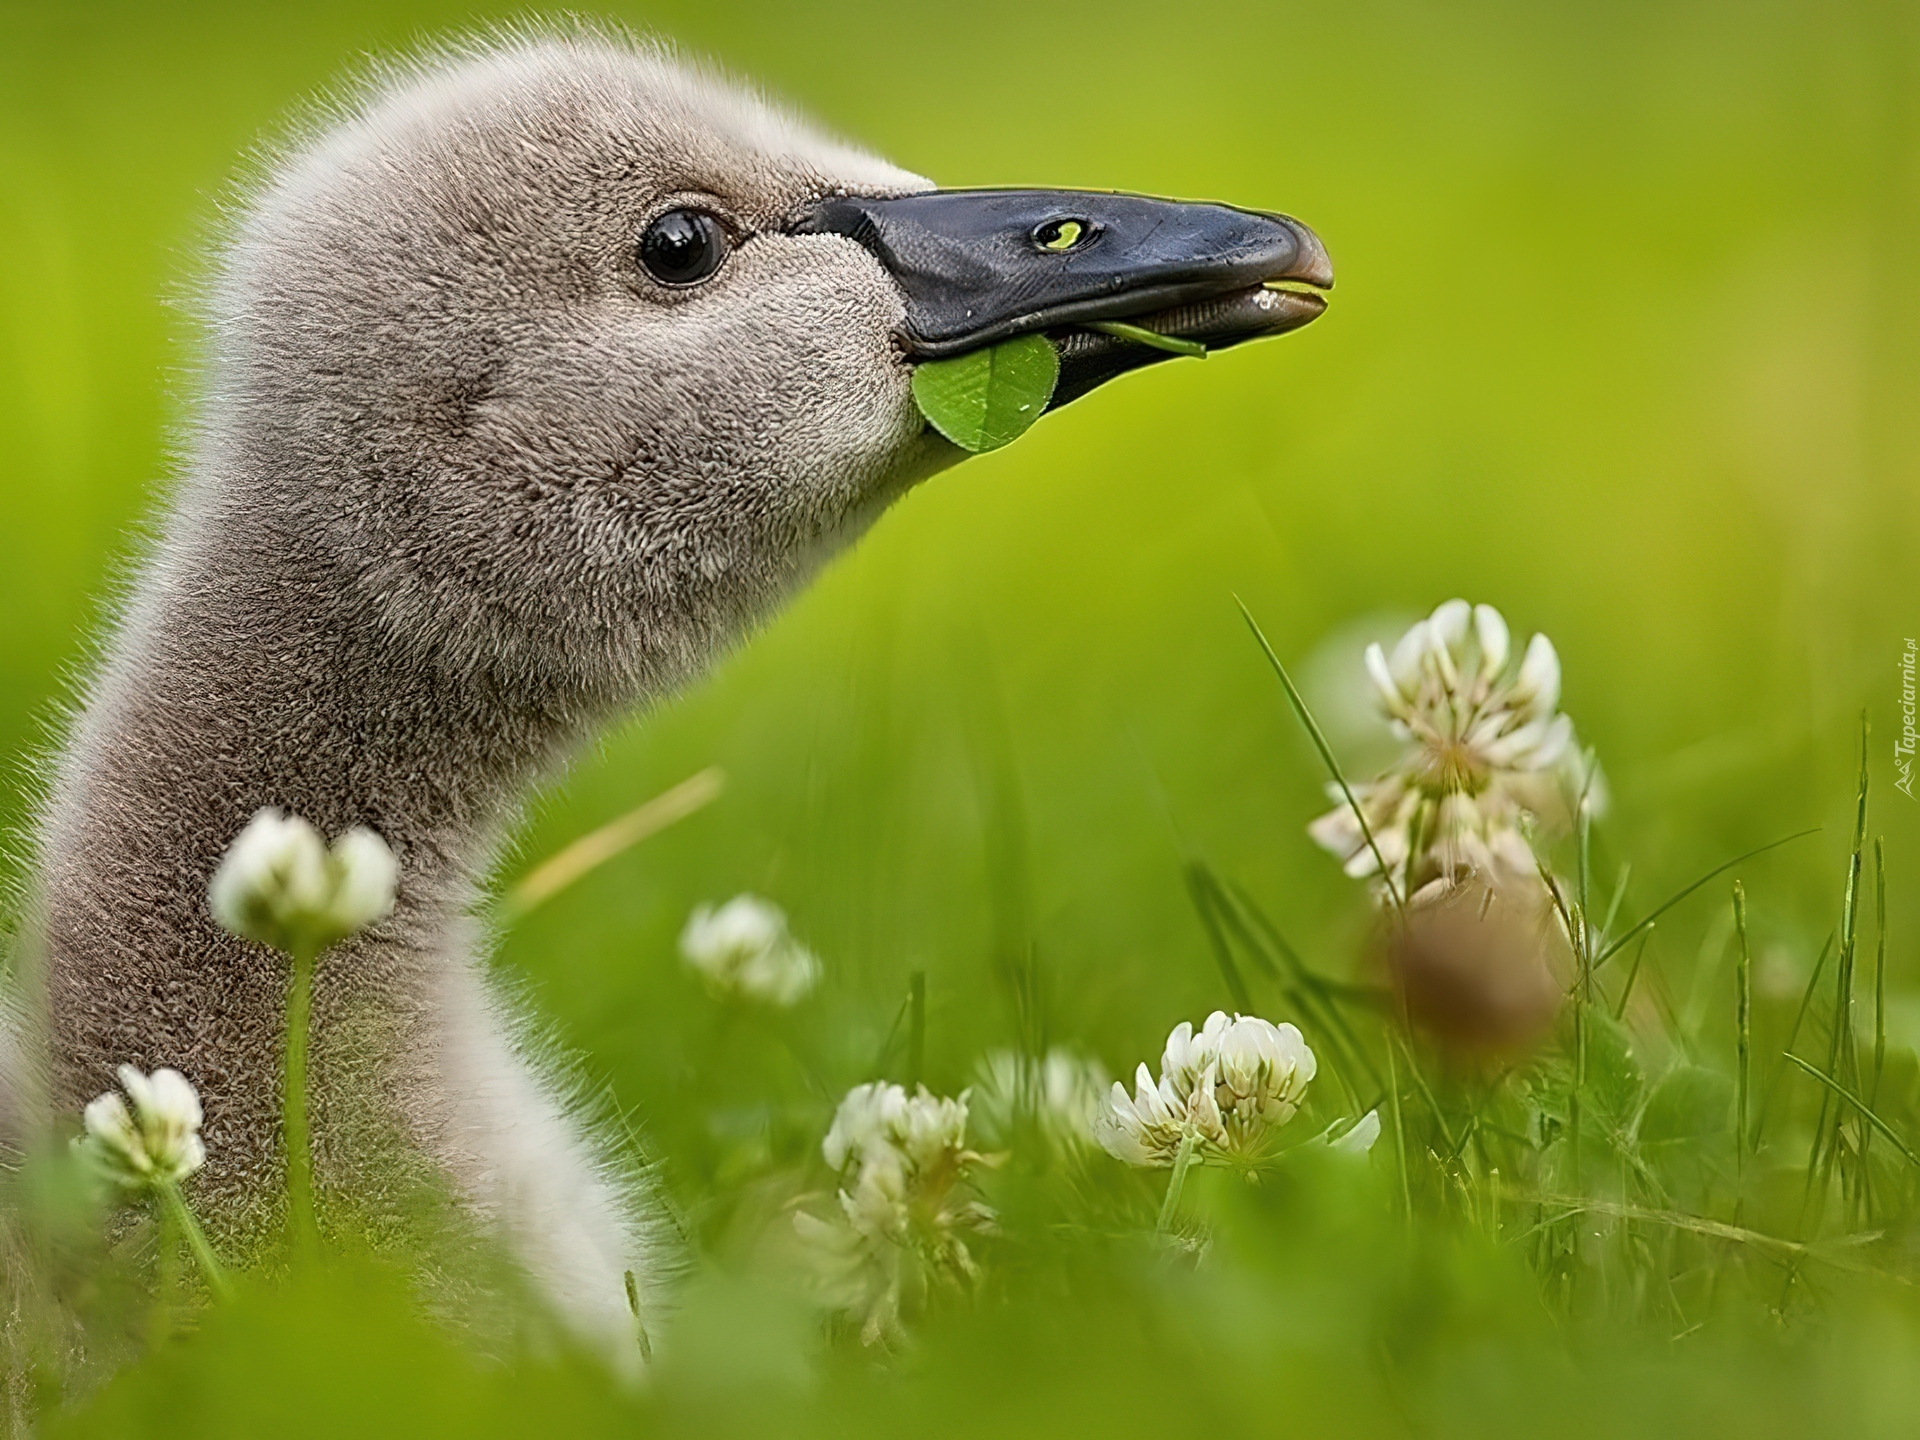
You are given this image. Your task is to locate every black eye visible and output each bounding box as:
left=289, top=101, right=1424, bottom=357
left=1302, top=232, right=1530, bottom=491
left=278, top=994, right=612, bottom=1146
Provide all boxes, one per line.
left=638, top=209, right=729, bottom=286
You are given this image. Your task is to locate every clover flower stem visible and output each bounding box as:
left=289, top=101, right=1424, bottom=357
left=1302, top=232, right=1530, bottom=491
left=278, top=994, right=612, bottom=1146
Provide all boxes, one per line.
left=159, top=1180, right=233, bottom=1301
left=284, top=942, right=320, bottom=1261
left=1156, top=1130, right=1200, bottom=1236
left=150, top=1196, right=181, bottom=1345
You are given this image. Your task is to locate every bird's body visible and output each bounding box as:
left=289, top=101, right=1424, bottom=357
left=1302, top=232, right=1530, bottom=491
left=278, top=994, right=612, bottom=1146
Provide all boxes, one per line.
left=8, top=27, right=1330, bottom=1365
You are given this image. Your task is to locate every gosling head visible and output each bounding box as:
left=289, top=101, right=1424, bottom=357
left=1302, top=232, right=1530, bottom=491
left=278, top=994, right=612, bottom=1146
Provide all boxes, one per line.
left=203, top=30, right=1331, bottom=711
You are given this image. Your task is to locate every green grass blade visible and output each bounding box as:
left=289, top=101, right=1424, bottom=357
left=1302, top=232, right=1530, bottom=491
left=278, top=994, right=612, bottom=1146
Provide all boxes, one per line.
left=1598, top=861, right=1632, bottom=951
left=1394, top=1031, right=1458, bottom=1157
left=1593, top=828, right=1821, bottom=969
left=1576, top=758, right=1595, bottom=966
left=1783, top=1053, right=1920, bottom=1170
left=1201, top=870, right=1377, bottom=1103
left=1752, top=931, right=1835, bottom=1149
left=1610, top=925, right=1655, bottom=1021
left=1874, top=836, right=1888, bottom=1106
left=1236, top=597, right=1407, bottom=919
left=1817, top=715, right=1871, bottom=1212
left=1387, top=1042, right=1411, bottom=1227
left=872, top=983, right=914, bottom=1078
left=1183, top=862, right=1256, bottom=1012
left=1223, top=879, right=1391, bottom=1009
left=1830, top=714, right=1870, bottom=1086
left=907, top=971, right=926, bottom=1090
left=1505, top=1192, right=1896, bottom=1279
left=1733, top=882, right=1752, bottom=1205
left=1086, top=320, right=1208, bottom=358
left=504, top=767, right=725, bottom=918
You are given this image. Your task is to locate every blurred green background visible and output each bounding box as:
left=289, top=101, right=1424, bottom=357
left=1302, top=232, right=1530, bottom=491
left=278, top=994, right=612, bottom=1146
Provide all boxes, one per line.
left=7, top=0, right=1920, bottom=1433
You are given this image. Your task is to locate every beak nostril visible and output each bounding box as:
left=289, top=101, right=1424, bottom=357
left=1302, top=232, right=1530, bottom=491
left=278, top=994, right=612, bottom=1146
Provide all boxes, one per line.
left=1033, top=217, right=1096, bottom=252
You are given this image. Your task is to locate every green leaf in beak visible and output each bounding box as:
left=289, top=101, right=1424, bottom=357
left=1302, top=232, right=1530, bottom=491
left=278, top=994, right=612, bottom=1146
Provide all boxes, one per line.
left=911, top=334, right=1060, bottom=453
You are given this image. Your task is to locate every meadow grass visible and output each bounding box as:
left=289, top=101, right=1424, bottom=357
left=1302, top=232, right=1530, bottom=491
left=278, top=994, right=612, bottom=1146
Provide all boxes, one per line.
left=11, top=607, right=1920, bottom=1440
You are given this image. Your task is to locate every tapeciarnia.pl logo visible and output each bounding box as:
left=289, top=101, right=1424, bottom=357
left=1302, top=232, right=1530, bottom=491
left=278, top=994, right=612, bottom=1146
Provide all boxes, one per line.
left=1900, top=638, right=1918, bottom=799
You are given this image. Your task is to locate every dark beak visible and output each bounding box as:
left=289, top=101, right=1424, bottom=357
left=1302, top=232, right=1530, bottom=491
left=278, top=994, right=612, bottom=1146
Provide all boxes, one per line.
left=788, top=188, right=1332, bottom=409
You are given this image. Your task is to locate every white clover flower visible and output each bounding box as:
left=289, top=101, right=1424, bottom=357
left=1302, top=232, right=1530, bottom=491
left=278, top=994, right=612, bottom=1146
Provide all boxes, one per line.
left=822, top=1080, right=911, bottom=1173
left=678, top=894, right=821, bottom=1006
left=326, top=829, right=399, bottom=936
left=894, top=1090, right=970, bottom=1173
left=821, top=1081, right=972, bottom=1184
left=1308, top=599, right=1598, bottom=905
left=969, top=1048, right=1110, bottom=1154
left=1095, top=1011, right=1317, bottom=1167
left=79, top=1065, right=207, bottom=1191
left=1209, top=1012, right=1317, bottom=1147
left=797, top=1081, right=992, bottom=1345
left=209, top=808, right=397, bottom=954
left=1093, top=1063, right=1191, bottom=1168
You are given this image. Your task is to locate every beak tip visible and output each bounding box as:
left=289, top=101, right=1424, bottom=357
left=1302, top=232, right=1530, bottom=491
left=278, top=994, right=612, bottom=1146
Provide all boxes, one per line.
left=1276, top=215, right=1335, bottom=290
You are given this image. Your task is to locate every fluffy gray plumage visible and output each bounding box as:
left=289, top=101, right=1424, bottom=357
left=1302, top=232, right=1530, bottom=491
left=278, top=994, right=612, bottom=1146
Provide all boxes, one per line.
left=12, top=27, right=959, bottom=1363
